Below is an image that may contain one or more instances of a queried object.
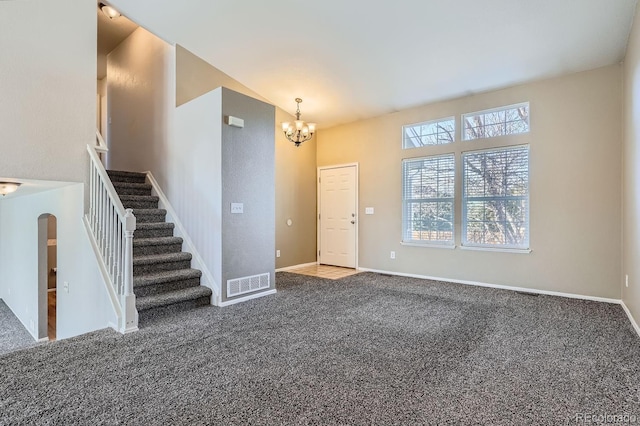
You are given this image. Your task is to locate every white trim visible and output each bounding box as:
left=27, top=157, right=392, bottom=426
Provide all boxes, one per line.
left=401, top=242, right=456, bottom=249
left=459, top=245, right=532, bottom=254
left=356, top=267, right=621, bottom=304
left=317, top=163, right=359, bottom=269
left=37, top=337, right=50, bottom=343
left=95, top=129, right=108, bottom=153
left=621, top=301, right=640, bottom=338
left=218, top=289, right=277, bottom=307
left=145, top=172, right=221, bottom=306
left=276, top=261, right=318, bottom=272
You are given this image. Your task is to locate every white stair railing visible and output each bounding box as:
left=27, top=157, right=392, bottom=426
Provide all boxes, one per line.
left=86, top=137, right=138, bottom=333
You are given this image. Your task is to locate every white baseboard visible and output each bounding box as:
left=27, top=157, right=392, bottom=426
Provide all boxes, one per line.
left=621, top=301, right=640, bottom=338
left=276, top=262, right=318, bottom=272
left=37, top=337, right=50, bottom=343
left=218, top=289, right=277, bottom=307
left=357, top=267, right=621, bottom=304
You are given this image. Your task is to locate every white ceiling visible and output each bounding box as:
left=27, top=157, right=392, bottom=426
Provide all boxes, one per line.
left=0, top=179, right=76, bottom=200
left=108, top=0, right=638, bottom=128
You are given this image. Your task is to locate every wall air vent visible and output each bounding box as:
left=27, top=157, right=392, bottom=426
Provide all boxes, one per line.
left=227, top=273, right=270, bottom=297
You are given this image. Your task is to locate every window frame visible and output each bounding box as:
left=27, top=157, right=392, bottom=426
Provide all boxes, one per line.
left=402, top=116, right=456, bottom=149
left=462, top=102, right=530, bottom=142
left=461, top=144, right=530, bottom=251
left=401, top=153, right=456, bottom=247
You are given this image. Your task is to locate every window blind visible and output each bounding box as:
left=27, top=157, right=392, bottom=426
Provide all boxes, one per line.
left=402, top=154, right=455, bottom=244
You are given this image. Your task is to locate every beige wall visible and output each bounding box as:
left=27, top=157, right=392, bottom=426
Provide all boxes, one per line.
left=623, top=5, right=640, bottom=327
left=107, top=27, right=173, bottom=172
left=176, top=46, right=317, bottom=268
left=0, top=0, right=96, bottom=183
left=318, top=65, right=623, bottom=299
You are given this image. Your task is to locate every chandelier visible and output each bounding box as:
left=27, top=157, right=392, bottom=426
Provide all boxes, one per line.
left=281, top=98, right=316, bottom=147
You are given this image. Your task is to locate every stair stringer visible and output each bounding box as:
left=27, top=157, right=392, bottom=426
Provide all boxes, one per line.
left=145, top=171, right=221, bottom=305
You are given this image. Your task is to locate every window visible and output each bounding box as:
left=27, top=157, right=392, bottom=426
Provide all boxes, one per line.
left=402, top=154, right=455, bottom=245
left=463, top=103, right=529, bottom=141
left=462, top=145, right=529, bottom=249
left=403, top=117, right=455, bottom=149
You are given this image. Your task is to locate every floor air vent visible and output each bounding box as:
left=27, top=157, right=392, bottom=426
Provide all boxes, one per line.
left=227, top=273, right=270, bottom=297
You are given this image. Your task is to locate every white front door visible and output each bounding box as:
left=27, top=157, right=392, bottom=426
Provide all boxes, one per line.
left=319, top=165, right=357, bottom=268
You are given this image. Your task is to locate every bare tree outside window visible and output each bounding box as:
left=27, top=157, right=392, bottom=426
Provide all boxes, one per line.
left=463, top=103, right=529, bottom=141
left=403, top=117, right=455, bottom=149
left=462, top=146, right=529, bottom=248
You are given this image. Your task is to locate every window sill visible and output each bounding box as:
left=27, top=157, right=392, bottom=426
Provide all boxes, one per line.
left=401, top=241, right=456, bottom=250
left=460, top=245, right=532, bottom=254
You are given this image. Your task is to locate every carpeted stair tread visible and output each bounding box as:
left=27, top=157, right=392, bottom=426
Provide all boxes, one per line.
left=133, top=236, right=182, bottom=247
left=136, top=286, right=212, bottom=312
left=132, top=208, right=167, bottom=223
left=119, top=195, right=160, bottom=210
left=107, top=170, right=147, bottom=184
left=112, top=182, right=152, bottom=191
left=134, top=222, right=175, bottom=238
left=112, top=182, right=153, bottom=196
left=132, top=208, right=167, bottom=216
left=119, top=195, right=159, bottom=203
left=134, top=268, right=202, bottom=287
left=134, top=252, right=192, bottom=265
left=136, top=222, right=174, bottom=231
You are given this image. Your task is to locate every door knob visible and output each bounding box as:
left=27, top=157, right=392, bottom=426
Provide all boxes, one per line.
left=351, top=220, right=355, bottom=224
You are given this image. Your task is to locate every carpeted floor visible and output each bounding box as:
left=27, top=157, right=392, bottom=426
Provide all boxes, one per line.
left=0, top=299, right=38, bottom=356
left=1, top=272, right=639, bottom=425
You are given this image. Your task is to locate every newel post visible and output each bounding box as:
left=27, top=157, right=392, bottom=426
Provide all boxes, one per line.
left=120, top=208, right=138, bottom=333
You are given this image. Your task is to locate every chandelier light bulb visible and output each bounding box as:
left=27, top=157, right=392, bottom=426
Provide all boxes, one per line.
left=281, top=98, right=315, bottom=147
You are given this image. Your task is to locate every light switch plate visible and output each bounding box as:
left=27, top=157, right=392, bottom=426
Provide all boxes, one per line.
left=231, top=203, right=244, bottom=214
left=365, top=207, right=374, bottom=215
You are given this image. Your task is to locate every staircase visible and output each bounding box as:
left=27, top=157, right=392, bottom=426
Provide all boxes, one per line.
left=107, top=170, right=212, bottom=324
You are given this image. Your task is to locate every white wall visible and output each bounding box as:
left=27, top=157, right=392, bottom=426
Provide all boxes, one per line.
left=0, top=185, right=116, bottom=340
left=0, top=0, right=96, bottom=183
left=171, top=90, right=223, bottom=297
left=319, top=65, right=623, bottom=300
left=623, top=3, right=640, bottom=329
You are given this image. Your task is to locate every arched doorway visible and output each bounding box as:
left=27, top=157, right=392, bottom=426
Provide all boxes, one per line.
left=37, top=214, right=56, bottom=341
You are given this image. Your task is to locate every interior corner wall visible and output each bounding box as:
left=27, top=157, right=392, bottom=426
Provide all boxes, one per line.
left=176, top=46, right=317, bottom=269
left=106, top=27, right=175, bottom=173
left=0, top=185, right=116, bottom=340
left=623, top=4, right=640, bottom=327
left=0, top=0, right=96, bottom=183
left=318, top=65, right=623, bottom=299
left=274, top=111, right=318, bottom=269
left=220, top=88, right=276, bottom=301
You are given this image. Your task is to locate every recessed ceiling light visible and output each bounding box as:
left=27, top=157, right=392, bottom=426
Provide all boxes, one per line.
left=0, top=182, right=22, bottom=197
left=99, top=3, right=121, bottom=20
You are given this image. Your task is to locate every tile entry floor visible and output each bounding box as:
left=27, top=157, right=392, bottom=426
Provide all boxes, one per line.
left=287, top=264, right=360, bottom=280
